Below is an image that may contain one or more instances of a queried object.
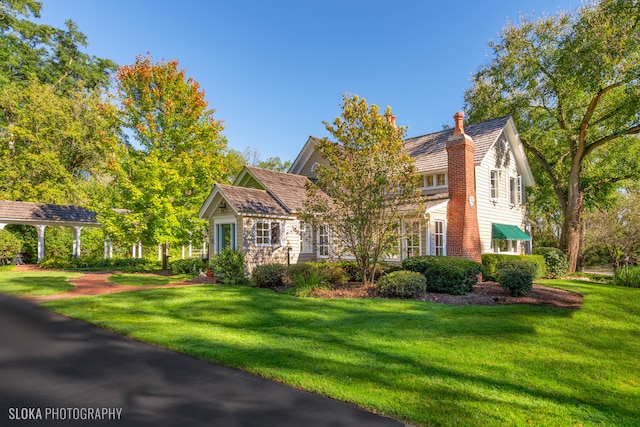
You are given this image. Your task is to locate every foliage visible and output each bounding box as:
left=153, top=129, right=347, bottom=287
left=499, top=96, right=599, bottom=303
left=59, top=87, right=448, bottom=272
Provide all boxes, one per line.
left=299, top=261, right=349, bottom=285
left=497, top=259, right=538, bottom=279
left=464, top=0, right=640, bottom=272
left=98, top=55, right=232, bottom=250
left=287, top=268, right=329, bottom=297
left=43, top=280, right=640, bottom=426
left=38, top=256, right=160, bottom=272
left=0, top=229, right=22, bottom=264
left=0, top=80, right=119, bottom=205
left=402, top=256, right=481, bottom=295
left=302, top=94, right=423, bottom=284
left=533, top=247, right=569, bottom=278
left=613, top=265, right=640, bottom=288
left=497, top=267, right=533, bottom=296
left=210, top=249, right=245, bottom=284
left=251, top=263, right=288, bottom=288
left=0, top=0, right=116, bottom=91
left=482, top=254, right=546, bottom=281
left=584, top=189, right=640, bottom=268
left=170, top=258, right=207, bottom=275
left=375, top=270, right=426, bottom=299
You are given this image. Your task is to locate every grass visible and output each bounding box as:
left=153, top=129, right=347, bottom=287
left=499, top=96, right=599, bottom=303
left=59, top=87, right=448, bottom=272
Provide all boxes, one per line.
left=107, top=273, right=191, bottom=287
left=0, top=271, right=81, bottom=296
left=36, top=279, right=640, bottom=426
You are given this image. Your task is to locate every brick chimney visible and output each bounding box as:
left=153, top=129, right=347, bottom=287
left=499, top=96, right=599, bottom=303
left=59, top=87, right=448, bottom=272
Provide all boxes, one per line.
left=446, top=111, right=481, bottom=263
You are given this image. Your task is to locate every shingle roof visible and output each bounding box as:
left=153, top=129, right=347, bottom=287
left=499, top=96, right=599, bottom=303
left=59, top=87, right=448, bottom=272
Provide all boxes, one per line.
left=215, top=184, right=289, bottom=215
left=245, top=166, right=310, bottom=213
left=0, top=200, right=98, bottom=224
left=404, top=116, right=511, bottom=172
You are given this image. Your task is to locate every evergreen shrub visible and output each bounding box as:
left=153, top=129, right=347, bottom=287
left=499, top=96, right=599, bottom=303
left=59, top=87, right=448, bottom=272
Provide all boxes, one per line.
left=613, top=265, right=640, bottom=288
left=251, top=263, right=288, bottom=288
left=498, top=267, right=533, bottom=296
left=532, top=247, right=569, bottom=278
left=375, top=270, right=427, bottom=299
left=402, top=256, right=481, bottom=295
left=482, top=254, right=546, bottom=281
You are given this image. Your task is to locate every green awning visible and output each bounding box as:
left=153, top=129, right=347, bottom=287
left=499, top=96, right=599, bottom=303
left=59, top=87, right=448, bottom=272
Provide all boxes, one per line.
left=492, top=223, right=531, bottom=241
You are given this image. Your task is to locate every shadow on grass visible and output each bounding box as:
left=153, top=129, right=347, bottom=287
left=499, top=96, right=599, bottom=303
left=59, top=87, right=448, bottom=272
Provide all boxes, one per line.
left=0, top=273, right=77, bottom=296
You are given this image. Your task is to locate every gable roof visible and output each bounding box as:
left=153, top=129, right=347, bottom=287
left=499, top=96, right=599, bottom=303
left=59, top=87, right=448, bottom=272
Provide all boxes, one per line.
left=240, top=166, right=310, bottom=213
left=0, top=200, right=99, bottom=226
left=404, top=116, right=512, bottom=172
left=216, top=184, right=289, bottom=215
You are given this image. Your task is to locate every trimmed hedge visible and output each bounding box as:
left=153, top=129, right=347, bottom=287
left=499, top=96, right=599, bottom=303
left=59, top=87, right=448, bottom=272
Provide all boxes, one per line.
left=171, top=258, right=207, bottom=275
left=532, top=247, right=569, bottom=278
left=376, top=270, right=427, bottom=299
left=251, top=263, right=288, bottom=288
left=496, top=260, right=538, bottom=279
left=482, top=254, right=547, bottom=281
left=402, top=256, right=481, bottom=295
left=39, top=257, right=160, bottom=271
left=498, top=267, right=533, bottom=296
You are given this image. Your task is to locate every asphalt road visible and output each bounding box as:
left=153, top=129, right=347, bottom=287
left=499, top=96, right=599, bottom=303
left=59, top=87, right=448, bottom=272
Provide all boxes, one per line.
left=0, top=294, right=406, bottom=427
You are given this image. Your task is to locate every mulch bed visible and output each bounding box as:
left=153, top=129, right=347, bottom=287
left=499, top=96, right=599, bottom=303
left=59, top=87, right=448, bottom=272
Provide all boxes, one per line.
left=311, top=281, right=583, bottom=309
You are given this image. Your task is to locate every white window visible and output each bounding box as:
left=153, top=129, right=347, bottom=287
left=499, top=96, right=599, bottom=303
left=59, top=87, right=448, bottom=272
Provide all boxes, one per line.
left=494, top=239, right=518, bottom=254
left=509, top=175, right=522, bottom=205
left=402, top=219, right=422, bottom=259
left=300, top=222, right=312, bottom=253
left=434, top=220, right=446, bottom=256
left=318, top=225, right=330, bottom=257
left=422, top=173, right=447, bottom=189
left=255, top=221, right=281, bottom=246
left=490, top=170, right=506, bottom=200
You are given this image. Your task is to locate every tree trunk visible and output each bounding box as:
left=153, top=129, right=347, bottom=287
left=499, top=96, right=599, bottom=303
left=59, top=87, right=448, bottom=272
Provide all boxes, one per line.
left=577, top=217, right=586, bottom=272
left=561, top=167, right=583, bottom=273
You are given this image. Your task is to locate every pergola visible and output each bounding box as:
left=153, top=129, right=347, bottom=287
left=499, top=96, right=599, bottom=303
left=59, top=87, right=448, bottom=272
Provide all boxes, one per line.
left=0, top=200, right=102, bottom=262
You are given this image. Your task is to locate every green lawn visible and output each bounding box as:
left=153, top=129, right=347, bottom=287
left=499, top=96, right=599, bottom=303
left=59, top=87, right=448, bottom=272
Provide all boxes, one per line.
left=0, top=271, right=81, bottom=296
left=41, top=280, right=640, bottom=426
left=107, top=273, right=191, bottom=287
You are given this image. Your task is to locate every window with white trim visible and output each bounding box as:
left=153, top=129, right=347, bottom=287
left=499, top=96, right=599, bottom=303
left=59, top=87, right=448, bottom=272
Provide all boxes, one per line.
left=490, top=170, right=507, bottom=200
left=402, top=219, right=422, bottom=259
left=255, top=221, right=281, bottom=246
left=434, top=220, right=445, bottom=256
left=509, top=175, right=522, bottom=206
left=300, top=222, right=312, bottom=253
left=318, top=225, right=330, bottom=257
left=422, top=173, right=447, bottom=189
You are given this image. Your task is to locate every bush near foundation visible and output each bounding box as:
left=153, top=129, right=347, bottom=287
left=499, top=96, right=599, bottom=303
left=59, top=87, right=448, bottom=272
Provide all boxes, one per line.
left=532, top=247, right=569, bottom=278
left=375, top=270, right=427, bottom=299
left=252, top=263, right=288, bottom=288
left=0, top=229, right=22, bottom=265
left=498, top=266, right=533, bottom=296
left=482, top=254, right=546, bottom=281
left=402, top=256, right=481, bottom=295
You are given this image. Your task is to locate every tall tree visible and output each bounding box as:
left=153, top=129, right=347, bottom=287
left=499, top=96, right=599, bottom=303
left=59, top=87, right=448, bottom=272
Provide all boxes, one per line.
left=101, top=55, right=233, bottom=261
left=0, top=79, right=119, bottom=204
left=303, top=94, right=422, bottom=284
left=464, top=0, right=640, bottom=271
left=0, top=0, right=116, bottom=91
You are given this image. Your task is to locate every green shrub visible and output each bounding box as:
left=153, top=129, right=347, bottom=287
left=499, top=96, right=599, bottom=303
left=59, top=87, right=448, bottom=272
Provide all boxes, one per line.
left=496, top=260, right=538, bottom=279
left=613, top=265, right=640, bottom=288
left=171, top=258, right=207, bottom=275
left=303, top=261, right=349, bottom=285
left=211, top=249, right=245, bottom=284
left=39, top=256, right=160, bottom=272
left=375, top=270, right=427, bottom=299
left=251, top=263, right=288, bottom=288
left=533, top=247, right=569, bottom=278
left=287, top=268, right=329, bottom=297
left=498, top=267, right=533, bottom=296
left=482, top=254, right=546, bottom=281
left=402, top=256, right=481, bottom=295
left=0, top=229, right=22, bottom=265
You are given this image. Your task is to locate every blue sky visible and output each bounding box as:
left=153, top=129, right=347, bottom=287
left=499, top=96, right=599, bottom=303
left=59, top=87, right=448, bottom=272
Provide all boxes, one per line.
left=38, top=0, right=579, bottom=162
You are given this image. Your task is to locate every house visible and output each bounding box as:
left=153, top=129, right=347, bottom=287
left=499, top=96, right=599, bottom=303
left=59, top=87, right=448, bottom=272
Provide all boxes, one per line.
left=199, top=112, right=534, bottom=273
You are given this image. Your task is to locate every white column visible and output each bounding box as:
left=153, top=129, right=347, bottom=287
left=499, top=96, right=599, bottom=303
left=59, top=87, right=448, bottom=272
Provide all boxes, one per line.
left=138, top=241, right=142, bottom=258
left=132, top=243, right=137, bottom=259
left=158, top=243, right=162, bottom=261
left=104, top=240, right=108, bottom=259
left=109, top=240, right=113, bottom=259
left=36, top=225, right=46, bottom=262
left=72, top=226, right=82, bottom=258
left=0, top=223, right=6, bottom=229
left=188, top=240, right=193, bottom=258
